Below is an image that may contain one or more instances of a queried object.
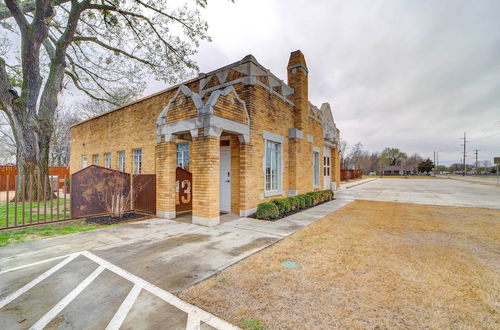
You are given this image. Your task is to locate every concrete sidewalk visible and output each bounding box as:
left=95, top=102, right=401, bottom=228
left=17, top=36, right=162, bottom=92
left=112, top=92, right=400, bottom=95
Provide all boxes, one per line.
left=0, top=198, right=352, bottom=329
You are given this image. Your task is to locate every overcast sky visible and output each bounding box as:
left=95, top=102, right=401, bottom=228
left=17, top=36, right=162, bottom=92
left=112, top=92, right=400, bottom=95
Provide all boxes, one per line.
left=146, top=0, right=500, bottom=165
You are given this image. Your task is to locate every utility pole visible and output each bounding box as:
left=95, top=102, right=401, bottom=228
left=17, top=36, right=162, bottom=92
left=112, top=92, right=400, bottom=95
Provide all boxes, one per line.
left=473, top=149, right=480, bottom=175
left=460, top=132, right=468, bottom=176
left=433, top=151, right=436, bottom=177
left=436, top=152, right=439, bottom=175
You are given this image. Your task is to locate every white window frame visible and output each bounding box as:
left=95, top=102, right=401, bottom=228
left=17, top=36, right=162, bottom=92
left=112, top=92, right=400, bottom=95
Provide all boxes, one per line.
left=117, top=151, right=125, bottom=172
left=92, top=154, right=99, bottom=166
left=133, top=148, right=142, bottom=174
left=81, top=155, right=88, bottom=169
left=104, top=152, right=111, bottom=168
left=313, top=147, right=320, bottom=188
left=176, top=143, right=190, bottom=170
left=262, top=131, right=284, bottom=197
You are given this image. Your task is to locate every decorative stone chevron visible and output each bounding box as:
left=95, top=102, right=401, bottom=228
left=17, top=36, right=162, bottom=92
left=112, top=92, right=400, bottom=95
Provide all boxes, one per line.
left=156, top=85, right=251, bottom=143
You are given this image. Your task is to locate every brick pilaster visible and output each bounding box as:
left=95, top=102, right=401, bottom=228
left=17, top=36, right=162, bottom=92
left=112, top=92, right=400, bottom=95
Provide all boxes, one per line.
left=192, top=134, right=220, bottom=226
left=155, top=141, right=176, bottom=218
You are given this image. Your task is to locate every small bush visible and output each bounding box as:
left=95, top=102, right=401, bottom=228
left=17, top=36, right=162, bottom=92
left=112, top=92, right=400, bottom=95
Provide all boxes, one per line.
left=286, top=196, right=299, bottom=210
left=296, top=195, right=306, bottom=209
left=270, top=198, right=291, bottom=215
left=323, top=189, right=334, bottom=200
left=304, top=194, right=313, bottom=207
left=256, top=202, right=279, bottom=220
left=306, top=191, right=320, bottom=205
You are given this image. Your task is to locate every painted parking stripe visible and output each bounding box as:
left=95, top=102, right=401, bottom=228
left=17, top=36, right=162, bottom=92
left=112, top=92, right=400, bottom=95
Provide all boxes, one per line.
left=0, top=253, right=80, bottom=309
left=105, top=284, right=142, bottom=330
left=80, top=251, right=239, bottom=330
left=29, top=265, right=105, bottom=330
left=0, top=253, right=75, bottom=275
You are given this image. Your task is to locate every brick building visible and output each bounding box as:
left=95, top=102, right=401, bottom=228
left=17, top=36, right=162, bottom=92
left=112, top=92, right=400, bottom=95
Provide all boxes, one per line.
left=70, top=51, right=341, bottom=226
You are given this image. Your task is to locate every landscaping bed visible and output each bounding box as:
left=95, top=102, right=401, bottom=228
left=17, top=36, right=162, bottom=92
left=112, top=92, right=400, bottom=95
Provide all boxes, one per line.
left=254, top=190, right=334, bottom=220
left=85, top=211, right=151, bottom=225
left=179, top=201, right=500, bottom=329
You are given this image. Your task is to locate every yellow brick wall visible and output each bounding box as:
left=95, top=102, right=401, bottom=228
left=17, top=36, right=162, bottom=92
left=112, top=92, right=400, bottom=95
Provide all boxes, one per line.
left=155, top=141, right=176, bottom=214
left=70, top=89, right=175, bottom=175
left=192, top=133, right=220, bottom=219
left=70, top=57, right=340, bottom=217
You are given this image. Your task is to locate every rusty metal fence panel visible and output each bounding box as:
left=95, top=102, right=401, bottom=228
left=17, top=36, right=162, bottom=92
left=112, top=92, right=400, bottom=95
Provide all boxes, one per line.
left=132, top=174, right=156, bottom=214
left=71, top=165, right=131, bottom=219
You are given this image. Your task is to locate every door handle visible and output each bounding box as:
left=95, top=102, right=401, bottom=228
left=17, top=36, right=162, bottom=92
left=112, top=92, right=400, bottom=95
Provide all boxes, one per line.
left=226, top=180, right=230, bottom=183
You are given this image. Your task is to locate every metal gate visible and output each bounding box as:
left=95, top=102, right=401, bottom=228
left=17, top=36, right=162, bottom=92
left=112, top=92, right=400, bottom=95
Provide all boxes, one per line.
left=176, top=167, right=192, bottom=212
left=132, top=174, right=156, bottom=214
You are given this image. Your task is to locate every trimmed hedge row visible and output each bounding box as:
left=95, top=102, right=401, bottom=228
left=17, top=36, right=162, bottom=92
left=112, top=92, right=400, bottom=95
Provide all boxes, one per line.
left=255, top=190, right=334, bottom=220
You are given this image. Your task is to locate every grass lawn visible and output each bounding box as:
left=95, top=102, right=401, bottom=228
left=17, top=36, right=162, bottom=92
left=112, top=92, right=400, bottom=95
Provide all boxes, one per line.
left=179, top=201, right=500, bottom=329
left=0, top=219, right=106, bottom=247
left=0, top=198, right=70, bottom=227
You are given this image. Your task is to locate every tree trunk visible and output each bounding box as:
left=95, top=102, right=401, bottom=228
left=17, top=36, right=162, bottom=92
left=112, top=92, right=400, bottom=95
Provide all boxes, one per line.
left=14, top=117, right=53, bottom=201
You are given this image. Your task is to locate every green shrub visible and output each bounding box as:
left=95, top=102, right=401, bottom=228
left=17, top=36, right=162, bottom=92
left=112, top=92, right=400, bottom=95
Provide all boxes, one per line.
left=306, top=191, right=320, bottom=204
left=304, top=194, right=313, bottom=207
left=296, top=195, right=306, bottom=209
left=286, top=196, right=299, bottom=210
left=256, top=202, right=279, bottom=220
left=270, top=198, right=291, bottom=215
left=323, top=189, right=334, bottom=200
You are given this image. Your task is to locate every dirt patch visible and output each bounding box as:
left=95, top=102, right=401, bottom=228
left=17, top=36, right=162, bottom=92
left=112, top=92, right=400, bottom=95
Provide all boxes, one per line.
left=85, top=212, right=151, bottom=225
left=179, top=201, right=500, bottom=329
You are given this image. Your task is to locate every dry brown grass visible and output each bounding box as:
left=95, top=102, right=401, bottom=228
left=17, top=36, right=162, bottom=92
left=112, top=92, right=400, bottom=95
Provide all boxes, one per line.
left=179, top=201, right=500, bottom=329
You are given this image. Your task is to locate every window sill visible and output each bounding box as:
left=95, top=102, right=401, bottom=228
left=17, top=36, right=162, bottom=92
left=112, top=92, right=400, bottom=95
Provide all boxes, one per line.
left=264, top=190, right=284, bottom=198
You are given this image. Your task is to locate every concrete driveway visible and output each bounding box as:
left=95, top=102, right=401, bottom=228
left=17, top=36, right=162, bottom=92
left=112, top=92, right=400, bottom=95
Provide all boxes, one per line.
left=338, top=177, right=500, bottom=209
left=0, top=199, right=351, bottom=329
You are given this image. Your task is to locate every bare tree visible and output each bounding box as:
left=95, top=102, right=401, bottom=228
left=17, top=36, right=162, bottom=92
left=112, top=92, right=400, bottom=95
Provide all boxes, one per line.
left=49, top=104, right=80, bottom=166
left=0, top=0, right=214, bottom=199
left=0, top=112, right=16, bottom=164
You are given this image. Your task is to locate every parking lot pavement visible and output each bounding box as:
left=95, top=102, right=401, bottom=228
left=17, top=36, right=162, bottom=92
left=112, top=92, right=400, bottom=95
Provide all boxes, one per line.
left=0, top=198, right=352, bottom=329
left=336, top=178, right=500, bottom=209
left=0, top=250, right=236, bottom=330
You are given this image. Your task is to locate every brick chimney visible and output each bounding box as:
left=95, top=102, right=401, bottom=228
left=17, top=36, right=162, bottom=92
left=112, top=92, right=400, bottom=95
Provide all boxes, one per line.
left=287, top=50, right=309, bottom=130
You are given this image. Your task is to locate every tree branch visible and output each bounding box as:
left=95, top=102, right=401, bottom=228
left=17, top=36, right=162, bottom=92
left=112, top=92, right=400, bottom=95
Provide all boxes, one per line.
left=64, top=69, right=119, bottom=105
left=0, top=0, right=70, bottom=21
left=74, top=36, right=157, bottom=66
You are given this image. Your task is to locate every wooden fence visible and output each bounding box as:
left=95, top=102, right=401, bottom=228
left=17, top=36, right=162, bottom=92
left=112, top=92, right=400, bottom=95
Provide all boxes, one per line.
left=0, top=166, right=70, bottom=191
left=340, top=169, right=363, bottom=181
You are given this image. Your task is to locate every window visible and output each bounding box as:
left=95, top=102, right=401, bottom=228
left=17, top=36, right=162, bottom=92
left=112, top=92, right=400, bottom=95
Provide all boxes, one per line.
left=133, top=149, right=142, bottom=174
left=176, top=143, right=190, bottom=170
left=92, top=154, right=99, bottom=166
left=81, top=155, right=88, bottom=169
left=324, top=156, right=331, bottom=176
left=117, top=151, right=125, bottom=172
left=313, top=151, right=320, bottom=187
left=265, top=140, right=281, bottom=192
left=104, top=153, right=111, bottom=168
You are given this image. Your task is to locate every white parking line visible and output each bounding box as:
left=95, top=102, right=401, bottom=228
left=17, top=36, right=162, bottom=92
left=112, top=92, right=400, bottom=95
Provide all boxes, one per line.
left=29, top=265, right=105, bottom=330
left=0, top=251, right=240, bottom=330
left=0, top=253, right=80, bottom=309
left=80, top=251, right=239, bottom=330
left=105, top=284, right=142, bottom=330
left=0, top=253, right=75, bottom=275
